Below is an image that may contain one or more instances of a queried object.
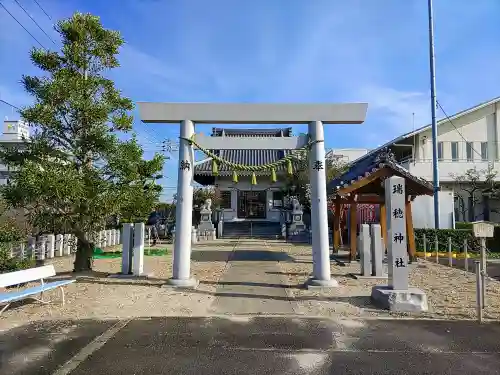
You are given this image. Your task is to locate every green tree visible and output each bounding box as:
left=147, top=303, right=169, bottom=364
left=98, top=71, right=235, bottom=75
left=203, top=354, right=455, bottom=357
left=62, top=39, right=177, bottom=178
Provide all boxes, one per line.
left=450, top=165, right=500, bottom=221
left=0, top=13, right=164, bottom=271
left=282, top=153, right=347, bottom=212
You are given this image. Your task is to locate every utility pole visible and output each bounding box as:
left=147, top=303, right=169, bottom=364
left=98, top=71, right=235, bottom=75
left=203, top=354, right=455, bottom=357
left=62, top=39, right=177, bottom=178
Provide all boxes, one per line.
left=428, top=0, right=440, bottom=229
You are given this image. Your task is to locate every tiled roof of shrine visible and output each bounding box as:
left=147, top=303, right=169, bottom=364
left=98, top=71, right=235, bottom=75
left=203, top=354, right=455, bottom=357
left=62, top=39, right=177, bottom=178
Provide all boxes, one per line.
left=326, top=148, right=434, bottom=194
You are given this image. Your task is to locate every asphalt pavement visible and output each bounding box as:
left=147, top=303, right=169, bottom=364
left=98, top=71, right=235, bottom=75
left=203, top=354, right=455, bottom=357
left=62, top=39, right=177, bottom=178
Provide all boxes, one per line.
left=2, top=317, right=500, bottom=375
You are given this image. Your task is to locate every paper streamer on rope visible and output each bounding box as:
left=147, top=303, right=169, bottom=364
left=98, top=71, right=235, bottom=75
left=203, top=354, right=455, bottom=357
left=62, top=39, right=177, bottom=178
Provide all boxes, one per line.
left=251, top=172, right=257, bottom=185
left=286, top=159, right=293, bottom=175
left=270, top=168, right=277, bottom=183
left=212, top=159, right=219, bottom=176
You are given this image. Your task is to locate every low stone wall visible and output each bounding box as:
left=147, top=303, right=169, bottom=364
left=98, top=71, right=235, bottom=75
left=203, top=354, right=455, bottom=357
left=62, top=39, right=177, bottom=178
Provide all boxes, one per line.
left=8, top=229, right=122, bottom=261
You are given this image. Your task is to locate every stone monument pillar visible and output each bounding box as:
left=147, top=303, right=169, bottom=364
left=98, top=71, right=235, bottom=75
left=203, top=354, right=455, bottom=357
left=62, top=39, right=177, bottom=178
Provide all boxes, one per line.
left=360, top=224, right=371, bottom=276
left=371, top=176, right=428, bottom=312
left=370, top=224, right=384, bottom=277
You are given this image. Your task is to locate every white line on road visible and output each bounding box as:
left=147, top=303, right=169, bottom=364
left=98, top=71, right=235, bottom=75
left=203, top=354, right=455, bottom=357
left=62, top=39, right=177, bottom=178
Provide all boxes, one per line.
left=52, top=319, right=131, bottom=375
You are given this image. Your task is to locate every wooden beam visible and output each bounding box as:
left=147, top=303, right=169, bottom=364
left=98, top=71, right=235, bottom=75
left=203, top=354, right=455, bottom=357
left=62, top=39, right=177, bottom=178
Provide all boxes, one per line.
left=349, top=203, right=357, bottom=261
left=337, top=168, right=389, bottom=195
left=380, top=203, right=387, bottom=252
left=333, top=198, right=341, bottom=252
left=405, top=200, right=417, bottom=261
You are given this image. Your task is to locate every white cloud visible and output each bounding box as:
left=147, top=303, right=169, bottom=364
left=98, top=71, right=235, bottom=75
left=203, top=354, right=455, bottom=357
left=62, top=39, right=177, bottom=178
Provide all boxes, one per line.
left=359, top=85, right=431, bottom=132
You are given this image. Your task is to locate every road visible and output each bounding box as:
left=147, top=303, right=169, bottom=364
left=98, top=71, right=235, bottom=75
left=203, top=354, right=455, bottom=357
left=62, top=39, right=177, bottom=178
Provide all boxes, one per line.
left=2, top=317, right=500, bottom=375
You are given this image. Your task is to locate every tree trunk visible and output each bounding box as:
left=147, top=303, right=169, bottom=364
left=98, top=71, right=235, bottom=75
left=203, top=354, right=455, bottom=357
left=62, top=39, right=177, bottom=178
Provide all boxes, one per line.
left=73, top=237, right=94, bottom=272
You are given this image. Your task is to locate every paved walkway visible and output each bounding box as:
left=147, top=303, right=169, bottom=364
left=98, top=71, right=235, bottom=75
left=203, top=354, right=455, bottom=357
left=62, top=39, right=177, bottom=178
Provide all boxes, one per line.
left=2, top=317, right=500, bottom=374
left=3, top=240, right=500, bottom=374
left=211, top=240, right=297, bottom=315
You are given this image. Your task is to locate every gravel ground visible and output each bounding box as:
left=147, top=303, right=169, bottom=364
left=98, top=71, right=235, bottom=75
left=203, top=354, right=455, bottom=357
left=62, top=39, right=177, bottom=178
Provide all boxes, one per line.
left=2, top=240, right=500, bottom=332
left=278, top=244, right=500, bottom=320
left=0, top=245, right=229, bottom=331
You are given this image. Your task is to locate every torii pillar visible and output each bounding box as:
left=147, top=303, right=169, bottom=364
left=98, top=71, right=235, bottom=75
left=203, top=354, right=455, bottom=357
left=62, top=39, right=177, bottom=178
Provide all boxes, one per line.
left=138, top=103, right=368, bottom=289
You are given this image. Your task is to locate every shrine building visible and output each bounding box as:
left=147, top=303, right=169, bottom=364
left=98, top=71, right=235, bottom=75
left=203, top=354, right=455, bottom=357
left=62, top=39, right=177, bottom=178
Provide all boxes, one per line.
left=193, top=127, right=291, bottom=231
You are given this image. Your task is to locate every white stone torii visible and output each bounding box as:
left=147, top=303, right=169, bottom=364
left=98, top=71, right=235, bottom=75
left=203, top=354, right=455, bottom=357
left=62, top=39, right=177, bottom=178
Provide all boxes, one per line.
left=138, top=102, right=368, bottom=289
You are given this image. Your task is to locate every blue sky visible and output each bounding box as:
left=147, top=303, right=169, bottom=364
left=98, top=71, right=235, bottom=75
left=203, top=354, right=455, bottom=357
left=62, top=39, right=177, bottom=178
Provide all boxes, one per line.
left=1, top=0, right=499, bottom=200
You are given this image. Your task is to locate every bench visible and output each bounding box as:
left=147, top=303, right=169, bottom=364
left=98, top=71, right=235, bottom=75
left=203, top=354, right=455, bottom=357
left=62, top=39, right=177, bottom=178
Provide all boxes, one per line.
left=0, top=265, right=75, bottom=314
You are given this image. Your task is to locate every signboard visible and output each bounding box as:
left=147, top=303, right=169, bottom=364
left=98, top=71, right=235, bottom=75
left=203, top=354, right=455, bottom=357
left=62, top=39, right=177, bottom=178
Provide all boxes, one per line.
left=472, top=222, right=494, bottom=238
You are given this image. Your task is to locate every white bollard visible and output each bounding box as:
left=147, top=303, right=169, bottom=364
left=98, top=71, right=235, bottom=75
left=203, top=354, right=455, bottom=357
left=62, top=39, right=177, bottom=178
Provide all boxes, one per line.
left=133, top=223, right=145, bottom=276
left=435, top=235, right=439, bottom=264
left=191, top=227, right=197, bottom=244
left=27, top=236, right=36, bottom=259
left=423, top=233, right=427, bottom=260
left=108, top=230, right=113, bottom=247
left=102, top=230, right=108, bottom=248
left=464, top=238, right=469, bottom=271
left=46, top=234, right=55, bottom=258
left=448, top=236, right=453, bottom=266
left=148, top=227, right=152, bottom=247
left=37, top=237, right=46, bottom=260
left=116, top=229, right=121, bottom=245
left=55, top=234, right=63, bottom=256
left=63, top=234, right=71, bottom=256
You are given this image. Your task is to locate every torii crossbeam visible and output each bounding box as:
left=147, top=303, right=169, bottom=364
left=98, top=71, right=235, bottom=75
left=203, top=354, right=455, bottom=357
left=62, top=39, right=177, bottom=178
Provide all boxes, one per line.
left=138, top=102, right=368, bottom=289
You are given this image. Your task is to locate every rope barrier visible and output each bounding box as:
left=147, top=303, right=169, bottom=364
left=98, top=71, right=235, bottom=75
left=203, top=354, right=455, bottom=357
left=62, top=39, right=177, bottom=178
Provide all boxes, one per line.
left=180, top=134, right=323, bottom=184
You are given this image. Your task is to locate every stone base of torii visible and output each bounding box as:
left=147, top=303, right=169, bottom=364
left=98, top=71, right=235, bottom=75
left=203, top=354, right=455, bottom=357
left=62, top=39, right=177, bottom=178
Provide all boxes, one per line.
left=138, top=102, right=368, bottom=289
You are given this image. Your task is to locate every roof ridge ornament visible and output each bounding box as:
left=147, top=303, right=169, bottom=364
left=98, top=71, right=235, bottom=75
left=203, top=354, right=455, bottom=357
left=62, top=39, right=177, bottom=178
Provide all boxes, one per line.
left=374, top=147, right=395, bottom=163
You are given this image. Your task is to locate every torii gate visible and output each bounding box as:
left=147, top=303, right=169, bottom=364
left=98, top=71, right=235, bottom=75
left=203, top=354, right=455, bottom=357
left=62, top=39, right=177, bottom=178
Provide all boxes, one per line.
left=138, top=103, right=368, bottom=289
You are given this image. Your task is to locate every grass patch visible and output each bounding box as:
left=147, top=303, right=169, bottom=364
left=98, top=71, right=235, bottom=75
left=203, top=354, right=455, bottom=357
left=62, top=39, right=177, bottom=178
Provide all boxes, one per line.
left=92, top=247, right=168, bottom=259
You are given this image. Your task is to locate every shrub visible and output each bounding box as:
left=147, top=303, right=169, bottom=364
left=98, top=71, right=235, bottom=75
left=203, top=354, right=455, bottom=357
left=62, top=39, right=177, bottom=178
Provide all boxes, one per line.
left=415, top=228, right=478, bottom=252
left=0, top=244, right=35, bottom=273
left=0, top=221, right=24, bottom=243
left=455, top=222, right=473, bottom=230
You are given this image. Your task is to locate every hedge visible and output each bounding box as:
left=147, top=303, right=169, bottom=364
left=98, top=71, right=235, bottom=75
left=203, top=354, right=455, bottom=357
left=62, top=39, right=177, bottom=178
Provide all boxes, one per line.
left=414, top=228, right=479, bottom=252
left=0, top=223, right=31, bottom=273
left=0, top=223, right=23, bottom=243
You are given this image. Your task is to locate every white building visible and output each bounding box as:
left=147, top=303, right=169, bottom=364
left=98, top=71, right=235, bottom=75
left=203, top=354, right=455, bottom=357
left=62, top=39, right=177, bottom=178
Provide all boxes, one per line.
left=359, top=96, right=500, bottom=226
left=0, top=119, right=29, bottom=185
left=327, top=148, right=369, bottom=164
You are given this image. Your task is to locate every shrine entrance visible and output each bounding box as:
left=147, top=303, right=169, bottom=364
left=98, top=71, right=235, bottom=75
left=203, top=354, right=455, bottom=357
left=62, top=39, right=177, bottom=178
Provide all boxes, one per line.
left=237, top=190, right=267, bottom=219
left=138, top=102, right=368, bottom=289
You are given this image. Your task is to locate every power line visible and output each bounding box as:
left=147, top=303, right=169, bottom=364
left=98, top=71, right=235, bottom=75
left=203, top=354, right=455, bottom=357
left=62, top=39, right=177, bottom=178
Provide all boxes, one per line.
left=436, top=100, right=483, bottom=160
left=0, top=99, right=20, bottom=110
left=0, top=1, right=46, bottom=49
left=33, top=0, right=51, bottom=20
left=13, top=0, right=56, bottom=45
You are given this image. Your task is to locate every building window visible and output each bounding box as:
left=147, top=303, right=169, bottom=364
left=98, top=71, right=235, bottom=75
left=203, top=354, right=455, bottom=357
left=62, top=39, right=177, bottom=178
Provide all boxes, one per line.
left=466, top=142, right=474, bottom=161
left=437, top=142, right=444, bottom=161
left=220, top=191, right=232, bottom=209
left=481, top=142, right=488, bottom=161
left=272, top=191, right=284, bottom=208
left=451, top=142, right=459, bottom=161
